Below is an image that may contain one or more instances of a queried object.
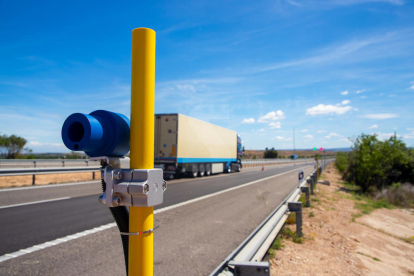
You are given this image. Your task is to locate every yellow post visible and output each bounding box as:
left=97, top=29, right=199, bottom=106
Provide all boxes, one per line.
left=316, top=155, right=319, bottom=180
left=129, top=27, right=156, bottom=276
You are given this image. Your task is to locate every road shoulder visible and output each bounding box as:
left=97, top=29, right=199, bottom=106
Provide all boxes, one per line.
left=270, top=163, right=414, bottom=276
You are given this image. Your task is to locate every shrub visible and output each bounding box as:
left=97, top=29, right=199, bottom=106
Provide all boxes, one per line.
left=342, top=134, right=414, bottom=193
left=374, top=183, right=414, bottom=208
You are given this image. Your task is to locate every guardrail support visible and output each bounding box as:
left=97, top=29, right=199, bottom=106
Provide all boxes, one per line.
left=307, top=178, right=314, bottom=195
left=300, top=186, right=310, bottom=207
left=32, top=174, right=35, bottom=185
left=287, top=202, right=303, bottom=237
left=227, top=261, right=270, bottom=276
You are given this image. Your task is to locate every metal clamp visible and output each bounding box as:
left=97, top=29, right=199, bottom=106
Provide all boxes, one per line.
left=92, top=156, right=166, bottom=208
left=120, top=218, right=161, bottom=236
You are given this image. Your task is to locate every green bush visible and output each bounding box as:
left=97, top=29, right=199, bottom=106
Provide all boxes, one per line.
left=342, top=134, right=414, bottom=193
left=335, top=152, right=348, bottom=173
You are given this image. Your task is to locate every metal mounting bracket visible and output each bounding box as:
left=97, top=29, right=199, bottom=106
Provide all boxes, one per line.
left=92, top=156, right=166, bottom=208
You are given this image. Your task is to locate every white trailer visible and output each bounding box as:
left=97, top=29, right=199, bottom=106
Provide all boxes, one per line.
left=154, top=114, right=243, bottom=178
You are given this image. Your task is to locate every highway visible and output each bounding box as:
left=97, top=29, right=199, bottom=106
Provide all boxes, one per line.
left=0, top=163, right=312, bottom=276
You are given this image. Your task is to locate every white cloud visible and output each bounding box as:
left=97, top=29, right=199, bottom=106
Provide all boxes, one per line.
left=360, top=96, right=367, bottom=99
left=362, top=113, right=398, bottom=119
left=258, top=110, right=285, bottom=123
left=176, top=84, right=196, bottom=93
left=409, top=81, right=414, bottom=90
left=306, top=104, right=352, bottom=116
left=356, top=89, right=365, bottom=94
left=301, top=129, right=308, bottom=132
left=241, top=118, right=255, bottom=124
left=257, top=128, right=265, bottom=132
left=269, top=122, right=282, bottom=129
left=341, top=100, right=351, bottom=105
left=369, top=124, right=378, bottom=129
left=325, top=133, right=341, bottom=139
left=304, top=135, right=313, bottom=139
left=272, top=136, right=286, bottom=141
left=373, top=132, right=399, bottom=141
left=285, top=0, right=302, bottom=6
left=340, top=91, right=348, bottom=95
left=28, top=141, right=65, bottom=147
left=271, top=136, right=292, bottom=141
left=316, top=130, right=325, bottom=133
left=403, top=130, right=414, bottom=139
left=407, top=128, right=414, bottom=131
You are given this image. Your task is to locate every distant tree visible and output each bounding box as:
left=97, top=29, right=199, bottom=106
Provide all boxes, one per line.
left=253, top=155, right=257, bottom=160
left=0, top=134, right=29, bottom=159
left=65, top=151, right=82, bottom=159
left=264, top=147, right=278, bottom=158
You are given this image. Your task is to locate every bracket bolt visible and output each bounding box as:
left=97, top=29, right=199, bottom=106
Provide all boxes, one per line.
left=144, top=184, right=149, bottom=194
left=114, top=171, right=122, bottom=180
left=162, top=181, right=167, bottom=191
left=113, top=196, right=121, bottom=205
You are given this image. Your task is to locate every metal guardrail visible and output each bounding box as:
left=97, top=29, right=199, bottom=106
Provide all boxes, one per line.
left=0, top=158, right=312, bottom=169
left=0, top=167, right=100, bottom=177
left=0, top=159, right=99, bottom=169
left=210, top=160, right=333, bottom=276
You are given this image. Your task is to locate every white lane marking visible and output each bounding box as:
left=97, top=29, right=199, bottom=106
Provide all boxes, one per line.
left=0, top=166, right=310, bottom=263
left=0, top=223, right=116, bottom=263
left=0, top=197, right=71, bottom=210
left=154, top=166, right=306, bottom=214
left=0, top=181, right=100, bottom=193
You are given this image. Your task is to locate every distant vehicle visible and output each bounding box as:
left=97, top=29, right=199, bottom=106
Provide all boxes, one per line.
left=291, top=154, right=298, bottom=159
left=154, top=114, right=243, bottom=179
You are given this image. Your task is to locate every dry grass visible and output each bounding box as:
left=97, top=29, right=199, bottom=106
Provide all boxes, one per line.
left=0, top=172, right=98, bottom=188
left=374, top=183, right=414, bottom=208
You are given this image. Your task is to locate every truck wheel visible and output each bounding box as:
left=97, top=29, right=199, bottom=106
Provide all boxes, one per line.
left=236, top=164, right=241, bottom=172
left=191, top=171, right=197, bottom=178
left=205, top=169, right=211, bottom=176
left=198, top=171, right=204, bottom=177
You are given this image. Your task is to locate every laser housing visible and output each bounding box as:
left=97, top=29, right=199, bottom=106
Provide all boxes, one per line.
left=61, top=110, right=130, bottom=157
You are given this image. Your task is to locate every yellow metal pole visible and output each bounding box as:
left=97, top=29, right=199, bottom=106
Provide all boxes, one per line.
left=129, top=27, right=156, bottom=276
left=316, top=155, right=319, bottom=180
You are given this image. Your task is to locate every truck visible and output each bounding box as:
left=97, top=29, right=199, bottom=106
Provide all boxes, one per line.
left=154, top=114, right=243, bottom=179
left=291, top=154, right=298, bottom=159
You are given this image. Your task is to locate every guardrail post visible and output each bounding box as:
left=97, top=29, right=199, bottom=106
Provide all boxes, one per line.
left=34, top=161, right=36, bottom=168
left=307, top=178, right=314, bottom=195
left=32, top=174, right=35, bottom=185
left=288, top=202, right=302, bottom=237
left=92, top=171, right=95, bottom=180
left=62, top=160, right=65, bottom=167
left=300, top=186, right=310, bottom=207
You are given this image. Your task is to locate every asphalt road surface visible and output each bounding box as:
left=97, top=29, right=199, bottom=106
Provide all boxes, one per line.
left=0, top=163, right=313, bottom=276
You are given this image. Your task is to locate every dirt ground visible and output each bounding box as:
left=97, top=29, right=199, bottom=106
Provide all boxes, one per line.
left=0, top=172, right=98, bottom=188
left=271, top=163, right=414, bottom=276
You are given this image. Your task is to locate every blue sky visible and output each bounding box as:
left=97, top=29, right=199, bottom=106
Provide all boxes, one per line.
left=1, top=0, right=414, bottom=152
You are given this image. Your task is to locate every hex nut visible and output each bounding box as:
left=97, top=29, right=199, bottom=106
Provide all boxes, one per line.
left=144, top=184, right=149, bottom=194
